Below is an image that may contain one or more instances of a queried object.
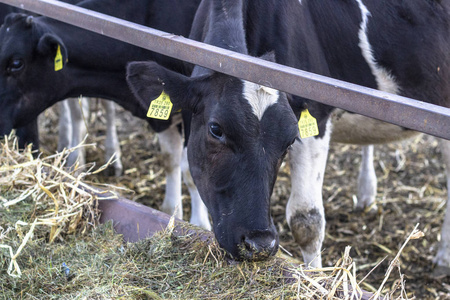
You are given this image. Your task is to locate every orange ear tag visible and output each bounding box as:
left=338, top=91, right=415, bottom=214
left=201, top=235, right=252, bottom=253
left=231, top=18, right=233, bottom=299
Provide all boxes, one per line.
left=298, top=109, right=319, bottom=138
left=146, top=91, right=173, bottom=120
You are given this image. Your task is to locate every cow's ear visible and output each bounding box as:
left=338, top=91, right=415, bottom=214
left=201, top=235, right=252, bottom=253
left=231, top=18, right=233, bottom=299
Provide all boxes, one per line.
left=127, top=61, right=201, bottom=112
left=286, top=93, right=302, bottom=120
left=37, top=33, right=68, bottom=70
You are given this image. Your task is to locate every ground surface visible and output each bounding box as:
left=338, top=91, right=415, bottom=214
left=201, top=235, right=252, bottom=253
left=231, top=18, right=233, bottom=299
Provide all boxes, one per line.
left=38, top=103, right=450, bottom=299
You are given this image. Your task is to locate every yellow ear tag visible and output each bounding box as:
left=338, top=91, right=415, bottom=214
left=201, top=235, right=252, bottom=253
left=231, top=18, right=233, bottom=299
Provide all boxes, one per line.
left=54, top=44, right=63, bottom=71
left=298, top=109, right=319, bottom=139
left=147, top=91, right=173, bottom=120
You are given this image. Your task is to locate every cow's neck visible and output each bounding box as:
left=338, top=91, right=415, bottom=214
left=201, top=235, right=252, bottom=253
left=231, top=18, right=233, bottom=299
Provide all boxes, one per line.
left=38, top=0, right=194, bottom=74
left=61, top=67, right=147, bottom=120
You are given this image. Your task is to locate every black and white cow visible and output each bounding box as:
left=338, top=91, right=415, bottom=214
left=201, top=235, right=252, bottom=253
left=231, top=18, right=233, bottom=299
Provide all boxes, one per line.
left=129, top=0, right=301, bottom=260
left=309, top=0, right=450, bottom=272
left=0, top=0, right=211, bottom=230
left=128, top=0, right=330, bottom=261
left=127, top=0, right=450, bottom=271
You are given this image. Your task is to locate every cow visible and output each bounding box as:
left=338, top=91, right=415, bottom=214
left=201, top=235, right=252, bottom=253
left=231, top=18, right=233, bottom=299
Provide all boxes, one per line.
left=0, top=2, right=122, bottom=176
left=127, top=0, right=325, bottom=261
left=0, top=3, right=40, bottom=150
left=127, top=0, right=450, bottom=272
left=0, top=0, right=211, bottom=230
left=315, top=0, right=450, bottom=273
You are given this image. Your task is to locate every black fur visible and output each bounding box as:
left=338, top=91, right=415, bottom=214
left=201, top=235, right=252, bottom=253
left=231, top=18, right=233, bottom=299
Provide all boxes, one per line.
left=0, top=0, right=201, bottom=139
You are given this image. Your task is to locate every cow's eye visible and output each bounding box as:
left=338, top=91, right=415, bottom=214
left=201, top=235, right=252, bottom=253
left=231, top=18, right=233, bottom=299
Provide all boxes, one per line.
left=209, top=122, right=223, bottom=139
left=7, top=59, right=24, bottom=73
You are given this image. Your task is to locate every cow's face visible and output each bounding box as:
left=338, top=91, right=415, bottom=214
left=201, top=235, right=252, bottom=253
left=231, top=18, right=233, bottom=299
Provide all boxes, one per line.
left=127, top=61, right=299, bottom=260
left=0, top=13, right=68, bottom=135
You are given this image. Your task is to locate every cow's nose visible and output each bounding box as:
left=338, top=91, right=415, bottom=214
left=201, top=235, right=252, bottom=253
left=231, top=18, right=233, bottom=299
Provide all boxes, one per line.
left=239, top=230, right=279, bottom=261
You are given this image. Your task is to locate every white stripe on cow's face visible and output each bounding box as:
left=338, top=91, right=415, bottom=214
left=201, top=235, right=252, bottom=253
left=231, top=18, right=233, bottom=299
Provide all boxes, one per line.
left=355, top=0, right=400, bottom=94
left=242, top=80, right=279, bottom=121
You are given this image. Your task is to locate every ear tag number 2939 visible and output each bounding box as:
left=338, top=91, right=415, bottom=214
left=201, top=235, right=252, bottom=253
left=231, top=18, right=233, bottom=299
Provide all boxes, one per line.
left=54, top=44, right=63, bottom=71
left=298, top=109, right=319, bottom=139
left=147, top=91, right=173, bottom=120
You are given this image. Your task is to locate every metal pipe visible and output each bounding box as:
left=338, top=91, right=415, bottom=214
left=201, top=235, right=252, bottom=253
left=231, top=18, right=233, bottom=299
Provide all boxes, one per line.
left=2, top=0, right=450, bottom=139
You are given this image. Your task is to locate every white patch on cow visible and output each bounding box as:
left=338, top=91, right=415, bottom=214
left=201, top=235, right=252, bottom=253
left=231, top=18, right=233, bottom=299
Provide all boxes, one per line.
left=157, top=125, right=183, bottom=219
left=356, top=145, right=377, bottom=210
left=242, top=80, right=279, bottom=120
left=57, top=100, right=73, bottom=153
left=434, top=139, right=450, bottom=269
left=286, top=119, right=332, bottom=267
left=181, top=147, right=211, bottom=230
left=58, top=98, right=89, bottom=168
left=102, top=99, right=123, bottom=176
left=355, top=0, right=400, bottom=94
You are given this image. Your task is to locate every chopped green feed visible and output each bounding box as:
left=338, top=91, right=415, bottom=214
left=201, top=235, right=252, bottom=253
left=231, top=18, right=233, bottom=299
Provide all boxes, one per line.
left=0, top=221, right=353, bottom=299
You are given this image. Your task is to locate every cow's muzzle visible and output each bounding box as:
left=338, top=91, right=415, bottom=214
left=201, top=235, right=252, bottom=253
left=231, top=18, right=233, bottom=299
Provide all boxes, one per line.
left=237, top=228, right=279, bottom=261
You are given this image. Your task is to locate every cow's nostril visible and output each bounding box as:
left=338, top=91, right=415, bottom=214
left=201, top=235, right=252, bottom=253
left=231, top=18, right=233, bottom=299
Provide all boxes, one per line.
left=239, top=236, right=278, bottom=261
left=244, top=237, right=258, bottom=252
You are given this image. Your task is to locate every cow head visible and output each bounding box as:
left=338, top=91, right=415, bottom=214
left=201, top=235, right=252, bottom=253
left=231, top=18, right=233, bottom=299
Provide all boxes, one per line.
left=0, top=13, right=68, bottom=136
left=127, top=60, right=299, bottom=260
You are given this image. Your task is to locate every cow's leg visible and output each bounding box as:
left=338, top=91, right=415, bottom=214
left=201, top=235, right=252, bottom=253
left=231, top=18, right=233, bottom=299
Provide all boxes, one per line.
left=286, top=122, right=331, bottom=268
left=101, top=99, right=123, bottom=176
left=434, top=138, right=450, bottom=273
left=181, top=147, right=211, bottom=230
left=58, top=99, right=72, bottom=153
left=158, top=125, right=183, bottom=219
left=65, top=98, right=89, bottom=167
left=356, top=145, right=378, bottom=211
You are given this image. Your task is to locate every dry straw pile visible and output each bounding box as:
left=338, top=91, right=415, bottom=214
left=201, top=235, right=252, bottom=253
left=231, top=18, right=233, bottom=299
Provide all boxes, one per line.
left=0, top=132, right=418, bottom=299
left=0, top=132, right=118, bottom=277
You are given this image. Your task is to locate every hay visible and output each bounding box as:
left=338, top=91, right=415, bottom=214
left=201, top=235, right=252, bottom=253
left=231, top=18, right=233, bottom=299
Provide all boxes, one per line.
left=33, top=105, right=450, bottom=298
left=1, top=131, right=418, bottom=299
left=121, top=222, right=366, bottom=300
left=313, top=135, right=449, bottom=299
left=0, top=218, right=417, bottom=299
left=0, top=132, right=121, bottom=277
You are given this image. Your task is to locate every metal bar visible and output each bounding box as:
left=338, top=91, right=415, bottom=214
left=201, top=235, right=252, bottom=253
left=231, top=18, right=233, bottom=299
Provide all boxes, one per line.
left=3, top=0, right=450, bottom=139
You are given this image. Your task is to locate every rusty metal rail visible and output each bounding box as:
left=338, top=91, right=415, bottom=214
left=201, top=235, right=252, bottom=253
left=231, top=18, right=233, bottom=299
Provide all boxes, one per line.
left=2, top=0, right=450, bottom=139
